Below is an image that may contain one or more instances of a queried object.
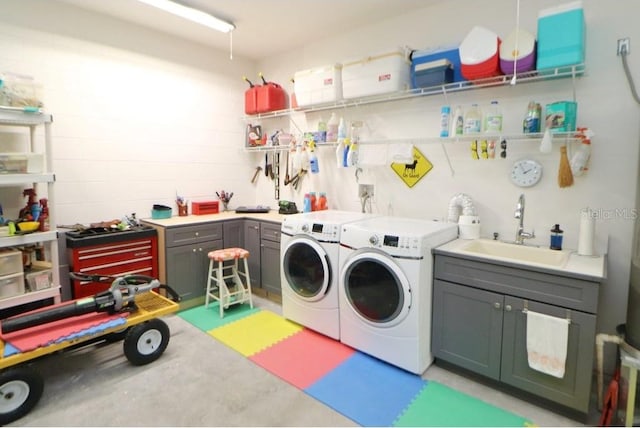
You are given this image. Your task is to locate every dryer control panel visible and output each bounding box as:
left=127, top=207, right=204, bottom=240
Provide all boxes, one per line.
left=288, top=221, right=340, bottom=242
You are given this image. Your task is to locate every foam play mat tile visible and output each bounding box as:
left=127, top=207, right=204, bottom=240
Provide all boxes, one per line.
left=208, top=310, right=302, bottom=357
left=393, top=380, right=531, bottom=427
left=1, top=311, right=128, bottom=353
left=178, top=302, right=259, bottom=331
left=250, top=328, right=356, bottom=389
left=304, top=352, right=426, bottom=426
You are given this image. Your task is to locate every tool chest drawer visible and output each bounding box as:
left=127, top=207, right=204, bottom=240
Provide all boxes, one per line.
left=260, top=222, right=281, bottom=243
left=69, top=236, right=158, bottom=298
left=166, top=223, right=223, bottom=247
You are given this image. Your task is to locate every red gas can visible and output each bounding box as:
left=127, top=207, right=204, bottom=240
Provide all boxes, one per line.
left=243, top=76, right=259, bottom=115
left=256, top=73, right=287, bottom=113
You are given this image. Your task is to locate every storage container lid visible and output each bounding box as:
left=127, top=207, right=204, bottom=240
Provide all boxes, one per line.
left=459, top=26, right=500, bottom=65
left=499, top=29, right=536, bottom=61
left=538, top=0, right=583, bottom=18
left=414, top=59, right=452, bottom=73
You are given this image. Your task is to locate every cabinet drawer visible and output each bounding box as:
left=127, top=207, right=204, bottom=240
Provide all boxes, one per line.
left=72, top=238, right=155, bottom=269
left=166, top=223, right=223, bottom=247
left=261, top=222, right=281, bottom=243
left=434, top=255, right=599, bottom=313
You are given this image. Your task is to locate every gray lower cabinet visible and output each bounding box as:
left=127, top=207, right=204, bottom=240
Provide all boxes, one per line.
left=223, top=220, right=244, bottom=249
left=244, top=220, right=261, bottom=291
left=432, top=253, right=600, bottom=415
left=243, top=220, right=282, bottom=299
left=165, top=223, right=223, bottom=308
left=260, top=221, right=282, bottom=298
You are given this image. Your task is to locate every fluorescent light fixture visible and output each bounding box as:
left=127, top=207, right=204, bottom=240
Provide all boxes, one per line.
left=136, top=0, right=235, bottom=33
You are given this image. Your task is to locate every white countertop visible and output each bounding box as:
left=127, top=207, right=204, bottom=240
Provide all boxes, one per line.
left=434, top=238, right=607, bottom=281
left=141, top=210, right=285, bottom=227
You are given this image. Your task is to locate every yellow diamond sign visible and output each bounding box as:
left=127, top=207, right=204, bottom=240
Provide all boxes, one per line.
left=390, top=146, right=433, bottom=188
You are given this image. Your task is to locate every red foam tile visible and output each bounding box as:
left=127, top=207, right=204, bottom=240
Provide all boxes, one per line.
left=2, top=311, right=127, bottom=353
left=249, top=328, right=355, bottom=389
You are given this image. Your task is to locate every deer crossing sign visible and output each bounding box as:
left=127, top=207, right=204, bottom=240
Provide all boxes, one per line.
left=390, top=146, right=433, bottom=188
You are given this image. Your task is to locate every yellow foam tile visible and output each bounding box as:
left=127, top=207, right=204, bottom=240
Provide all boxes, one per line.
left=208, top=310, right=303, bottom=357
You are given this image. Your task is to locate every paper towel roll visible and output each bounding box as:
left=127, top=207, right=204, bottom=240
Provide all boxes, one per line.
left=578, top=208, right=595, bottom=256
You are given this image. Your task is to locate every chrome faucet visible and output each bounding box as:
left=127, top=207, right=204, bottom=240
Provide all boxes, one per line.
left=514, top=194, right=535, bottom=244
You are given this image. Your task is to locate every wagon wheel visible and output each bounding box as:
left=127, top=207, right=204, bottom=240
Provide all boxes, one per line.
left=0, top=365, right=44, bottom=425
left=123, top=319, right=170, bottom=366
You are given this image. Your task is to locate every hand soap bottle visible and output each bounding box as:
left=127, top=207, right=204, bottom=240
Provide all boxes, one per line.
left=550, top=224, right=563, bottom=250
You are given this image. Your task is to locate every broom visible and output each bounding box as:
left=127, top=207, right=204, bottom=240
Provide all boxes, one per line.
left=558, top=144, right=574, bottom=188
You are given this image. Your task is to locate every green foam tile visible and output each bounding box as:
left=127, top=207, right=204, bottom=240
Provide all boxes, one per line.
left=178, top=303, right=260, bottom=331
left=393, top=381, right=532, bottom=427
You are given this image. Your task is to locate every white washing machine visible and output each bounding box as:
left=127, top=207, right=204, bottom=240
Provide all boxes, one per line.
left=280, top=210, right=378, bottom=340
left=338, top=216, right=457, bottom=374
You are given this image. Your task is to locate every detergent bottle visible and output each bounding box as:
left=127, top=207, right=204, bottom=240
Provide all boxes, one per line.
left=346, top=140, right=358, bottom=167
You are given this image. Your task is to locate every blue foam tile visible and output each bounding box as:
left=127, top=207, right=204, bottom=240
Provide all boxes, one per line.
left=304, top=352, right=426, bottom=426
left=3, top=342, right=19, bottom=357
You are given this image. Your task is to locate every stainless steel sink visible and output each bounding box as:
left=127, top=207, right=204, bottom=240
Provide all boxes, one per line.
left=459, top=239, right=570, bottom=268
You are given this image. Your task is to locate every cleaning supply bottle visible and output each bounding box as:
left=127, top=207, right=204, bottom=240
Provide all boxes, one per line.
left=318, top=192, right=327, bottom=210
left=440, top=106, right=450, bottom=137
left=327, top=112, right=339, bottom=143
left=550, top=224, right=564, bottom=250
left=303, top=194, right=312, bottom=213
left=342, top=138, right=351, bottom=167
left=317, top=117, right=327, bottom=143
left=523, top=101, right=541, bottom=133
left=38, top=198, right=49, bottom=232
left=308, top=142, right=319, bottom=173
left=309, top=192, right=317, bottom=211
left=335, top=139, right=345, bottom=168
left=463, top=104, right=482, bottom=134
left=451, top=105, right=464, bottom=137
left=346, top=139, right=358, bottom=166
left=570, top=130, right=591, bottom=176
left=484, top=100, right=502, bottom=133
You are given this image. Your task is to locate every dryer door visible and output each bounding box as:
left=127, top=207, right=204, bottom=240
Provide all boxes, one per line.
left=342, top=249, right=412, bottom=327
left=282, top=236, right=331, bottom=302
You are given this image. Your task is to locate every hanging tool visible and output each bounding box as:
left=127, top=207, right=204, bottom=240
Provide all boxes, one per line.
left=265, top=152, right=273, bottom=178
left=274, top=152, right=280, bottom=200
left=251, top=166, right=262, bottom=184
left=284, top=150, right=291, bottom=185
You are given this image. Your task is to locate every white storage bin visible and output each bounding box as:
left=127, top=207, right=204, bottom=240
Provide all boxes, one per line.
left=0, top=250, right=23, bottom=276
left=0, top=272, right=26, bottom=299
left=25, top=265, right=53, bottom=291
left=341, top=49, right=411, bottom=99
left=294, top=64, right=343, bottom=107
left=0, top=152, right=44, bottom=174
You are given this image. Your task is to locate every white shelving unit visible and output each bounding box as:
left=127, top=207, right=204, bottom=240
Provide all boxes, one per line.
left=0, top=108, right=61, bottom=310
left=243, top=64, right=585, bottom=152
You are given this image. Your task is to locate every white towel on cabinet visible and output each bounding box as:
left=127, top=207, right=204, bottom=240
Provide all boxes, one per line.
left=526, top=310, right=569, bottom=378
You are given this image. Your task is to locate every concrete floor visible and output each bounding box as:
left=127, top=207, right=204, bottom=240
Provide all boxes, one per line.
left=9, top=296, right=601, bottom=427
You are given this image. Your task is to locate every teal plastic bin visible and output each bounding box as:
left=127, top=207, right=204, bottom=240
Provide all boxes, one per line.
left=536, top=1, right=585, bottom=71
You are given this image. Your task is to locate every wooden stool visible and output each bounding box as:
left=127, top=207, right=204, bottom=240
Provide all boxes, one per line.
left=205, top=247, right=253, bottom=318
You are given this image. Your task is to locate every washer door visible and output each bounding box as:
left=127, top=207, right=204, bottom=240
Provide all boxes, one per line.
left=282, top=236, right=331, bottom=302
left=342, top=249, right=411, bottom=327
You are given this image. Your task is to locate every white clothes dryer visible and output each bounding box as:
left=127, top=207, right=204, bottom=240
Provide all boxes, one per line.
left=280, top=210, right=378, bottom=340
left=338, top=216, right=457, bottom=374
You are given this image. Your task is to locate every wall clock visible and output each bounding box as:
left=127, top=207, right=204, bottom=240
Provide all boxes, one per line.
left=510, top=158, right=543, bottom=187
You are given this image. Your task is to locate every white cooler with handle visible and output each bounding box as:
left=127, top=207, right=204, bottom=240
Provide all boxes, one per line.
left=341, top=49, right=411, bottom=99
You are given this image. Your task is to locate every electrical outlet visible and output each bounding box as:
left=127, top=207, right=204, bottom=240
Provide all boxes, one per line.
left=358, top=184, right=374, bottom=198
left=618, top=37, right=630, bottom=56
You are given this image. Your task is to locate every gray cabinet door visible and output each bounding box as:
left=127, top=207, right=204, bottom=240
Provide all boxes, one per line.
left=223, top=220, right=244, bottom=249
left=432, top=279, right=503, bottom=380
left=501, top=296, right=596, bottom=413
left=243, top=220, right=261, bottom=290
left=261, top=237, right=281, bottom=296
left=166, top=240, right=222, bottom=306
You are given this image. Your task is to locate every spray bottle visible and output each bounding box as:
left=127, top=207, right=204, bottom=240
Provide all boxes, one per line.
left=335, top=117, right=347, bottom=168
left=309, top=141, right=319, bottom=174
left=570, top=128, right=592, bottom=177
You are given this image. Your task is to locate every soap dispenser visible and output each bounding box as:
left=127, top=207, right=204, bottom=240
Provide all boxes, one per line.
left=550, top=224, right=563, bottom=250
